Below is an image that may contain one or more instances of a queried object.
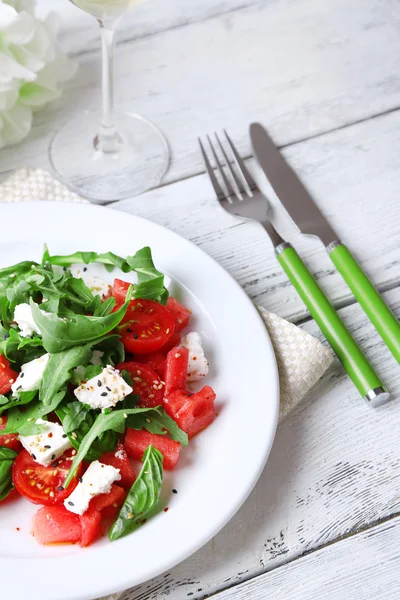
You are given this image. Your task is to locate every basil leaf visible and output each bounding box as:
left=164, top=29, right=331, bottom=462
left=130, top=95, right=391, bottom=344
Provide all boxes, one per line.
left=126, top=247, right=169, bottom=305
left=64, top=406, right=161, bottom=486
left=30, top=287, right=132, bottom=353
left=3, top=391, right=65, bottom=435
left=108, top=446, right=163, bottom=541
left=127, top=409, right=189, bottom=447
left=39, top=344, right=94, bottom=405
left=0, top=446, right=17, bottom=500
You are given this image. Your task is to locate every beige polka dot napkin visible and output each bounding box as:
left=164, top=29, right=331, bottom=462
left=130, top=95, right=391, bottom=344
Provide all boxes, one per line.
left=0, top=168, right=334, bottom=600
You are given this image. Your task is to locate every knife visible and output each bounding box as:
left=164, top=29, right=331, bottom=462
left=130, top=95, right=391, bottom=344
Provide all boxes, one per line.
left=250, top=122, right=400, bottom=365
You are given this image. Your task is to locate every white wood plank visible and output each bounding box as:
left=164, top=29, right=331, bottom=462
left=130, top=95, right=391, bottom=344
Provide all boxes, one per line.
left=112, top=110, right=400, bottom=323
left=3, top=0, right=400, bottom=183
left=189, top=517, right=400, bottom=600
left=121, top=287, right=400, bottom=600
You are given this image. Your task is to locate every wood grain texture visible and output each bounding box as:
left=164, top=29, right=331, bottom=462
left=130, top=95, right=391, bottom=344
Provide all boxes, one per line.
left=114, top=110, right=400, bottom=323
left=120, top=287, right=400, bottom=600
left=191, top=517, right=400, bottom=600
left=3, top=0, right=400, bottom=184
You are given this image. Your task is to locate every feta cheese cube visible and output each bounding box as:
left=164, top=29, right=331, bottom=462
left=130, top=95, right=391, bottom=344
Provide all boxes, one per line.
left=71, top=269, right=111, bottom=298
left=181, top=332, right=209, bottom=381
left=13, top=303, right=44, bottom=338
left=74, top=365, right=133, bottom=410
left=64, top=460, right=121, bottom=515
left=19, top=419, right=72, bottom=467
left=11, top=353, right=50, bottom=394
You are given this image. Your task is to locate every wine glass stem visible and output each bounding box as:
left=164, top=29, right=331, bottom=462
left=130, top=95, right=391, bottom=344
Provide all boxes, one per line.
left=98, top=21, right=120, bottom=153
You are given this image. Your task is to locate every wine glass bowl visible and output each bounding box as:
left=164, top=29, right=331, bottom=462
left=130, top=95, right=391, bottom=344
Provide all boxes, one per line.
left=49, top=0, right=170, bottom=203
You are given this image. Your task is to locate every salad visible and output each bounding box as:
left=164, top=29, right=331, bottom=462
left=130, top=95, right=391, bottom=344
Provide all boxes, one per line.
left=0, top=246, right=216, bottom=547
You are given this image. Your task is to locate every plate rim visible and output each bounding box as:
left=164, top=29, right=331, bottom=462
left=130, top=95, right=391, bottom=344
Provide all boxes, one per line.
left=0, top=201, right=279, bottom=600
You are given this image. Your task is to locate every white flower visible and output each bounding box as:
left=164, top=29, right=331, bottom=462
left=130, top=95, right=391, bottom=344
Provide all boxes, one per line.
left=0, top=0, right=77, bottom=149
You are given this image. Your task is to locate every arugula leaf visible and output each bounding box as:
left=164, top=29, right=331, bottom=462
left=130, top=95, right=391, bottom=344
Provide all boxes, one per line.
left=56, top=401, right=119, bottom=462
left=126, top=247, right=169, bottom=305
left=0, top=391, right=37, bottom=415
left=94, top=296, right=116, bottom=317
left=0, top=447, right=17, bottom=501
left=94, top=335, right=125, bottom=366
left=108, top=446, right=163, bottom=541
left=2, top=391, right=65, bottom=435
left=64, top=406, right=161, bottom=486
left=30, top=287, right=132, bottom=353
left=46, top=250, right=130, bottom=273
left=39, top=344, right=94, bottom=405
left=0, top=261, right=38, bottom=281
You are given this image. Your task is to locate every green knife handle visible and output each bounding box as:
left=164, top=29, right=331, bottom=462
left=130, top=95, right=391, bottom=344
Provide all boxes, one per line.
left=277, top=244, right=387, bottom=402
left=329, top=243, right=400, bottom=363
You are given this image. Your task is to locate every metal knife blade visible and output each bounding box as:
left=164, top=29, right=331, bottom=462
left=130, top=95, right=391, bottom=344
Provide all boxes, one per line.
left=250, top=123, right=338, bottom=247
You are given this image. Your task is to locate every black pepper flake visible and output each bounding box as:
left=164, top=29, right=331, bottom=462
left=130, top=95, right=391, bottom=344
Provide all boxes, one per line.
left=172, top=489, right=178, bottom=494
left=106, top=386, right=111, bottom=392
left=126, top=328, right=133, bottom=333
left=56, top=485, right=64, bottom=491
left=133, top=333, right=138, bottom=339
left=44, top=445, right=51, bottom=449
left=68, top=501, right=74, bottom=506
left=100, top=392, right=108, bottom=397
left=97, top=380, right=102, bottom=387
left=31, top=453, right=36, bottom=460
left=51, top=453, right=56, bottom=460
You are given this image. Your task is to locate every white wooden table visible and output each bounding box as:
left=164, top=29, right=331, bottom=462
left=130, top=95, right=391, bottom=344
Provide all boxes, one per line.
left=3, top=1, right=400, bottom=598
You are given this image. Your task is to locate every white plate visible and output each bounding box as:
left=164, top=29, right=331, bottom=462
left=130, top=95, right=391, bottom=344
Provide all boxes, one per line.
left=0, top=202, right=279, bottom=600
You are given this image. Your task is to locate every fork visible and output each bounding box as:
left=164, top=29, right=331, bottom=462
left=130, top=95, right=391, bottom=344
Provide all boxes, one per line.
left=199, top=131, right=388, bottom=406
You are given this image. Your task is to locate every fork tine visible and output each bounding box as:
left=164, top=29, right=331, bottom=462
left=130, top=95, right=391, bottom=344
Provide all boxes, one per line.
left=214, top=132, right=246, bottom=196
left=198, top=137, right=227, bottom=202
left=207, top=135, right=239, bottom=200
left=224, top=129, right=258, bottom=192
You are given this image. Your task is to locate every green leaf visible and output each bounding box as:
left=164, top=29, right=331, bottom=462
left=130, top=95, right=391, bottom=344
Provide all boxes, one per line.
left=94, top=296, right=116, bottom=317
left=0, top=446, right=17, bottom=500
left=2, top=391, right=65, bottom=435
left=39, top=344, right=94, bottom=405
left=127, top=409, right=189, bottom=447
left=64, top=406, right=162, bottom=487
left=94, top=335, right=125, bottom=366
left=56, top=401, right=119, bottom=462
left=46, top=250, right=129, bottom=272
left=0, top=391, right=37, bottom=415
left=30, top=287, right=132, bottom=353
left=108, top=446, right=163, bottom=541
left=0, top=261, right=37, bottom=282
left=126, top=247, right=169, bottom=305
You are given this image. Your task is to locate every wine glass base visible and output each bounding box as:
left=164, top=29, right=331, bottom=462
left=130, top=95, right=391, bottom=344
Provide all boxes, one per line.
left=49, top=111, right=170, bottom=203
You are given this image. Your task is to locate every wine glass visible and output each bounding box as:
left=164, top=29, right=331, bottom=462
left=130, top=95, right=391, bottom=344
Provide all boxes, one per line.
left=49, top=0, right=170, bottom=203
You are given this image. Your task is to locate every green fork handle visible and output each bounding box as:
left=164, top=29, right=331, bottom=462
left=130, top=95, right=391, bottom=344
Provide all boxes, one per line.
left=277, top=244, right=389, bottom=405
left=329, top=243, right=400, bottom=363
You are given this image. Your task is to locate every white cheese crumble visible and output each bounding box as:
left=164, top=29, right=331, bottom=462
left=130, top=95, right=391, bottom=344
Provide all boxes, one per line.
left=19, top=419, right=72, bottom=467
left=11, top=353, right=50, bottom=394
left=71, top=268, right=111, bottom=298
left=13, top=303, right=44, bottom=338
left=74, top=365, right=133, bottom=410
left=64, top=460, right=121, bottom=515
left=180, top=332, right=209, bottom=382
left=115, top=448, right=125, bottom=459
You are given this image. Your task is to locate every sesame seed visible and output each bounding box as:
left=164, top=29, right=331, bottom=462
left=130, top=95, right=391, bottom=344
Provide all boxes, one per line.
left=27, top=418, right=33, bottom=422
left=106, top=386, right=111, bottom=392
left=31, top=453, right=36, bottom=460
left=97, top=380, right=102, bottom=387
left=49, top=491, right=55, bottom=498
left=71, top=432, right=77, bottom=440
left=51, top=454, right=56, bottom=460
left=51, top=461, right=59, bottom=468
left=172, top=489, right=178, bottom=494
left=56, top=486, right=64, bottom=491
left=83, top=267, right=87, bottom=272
left=68, top=501, right=74, bottom=506
left=71, top=449, right=77, bottom=455
left=100, top=391, right=108, bottom=397
left=44, top=445, right=51, bottom=449
left=124, top=413, right=128, bottom=419
left=127, top=512, right=135, bottom=519
left=17, top=385, right=22, bottom=391
left=175, top=353, right=181, bottom=359
left=137, top=370, right=141, bottom=375
left=146, top=418, right=151, bottom=423
left=149, top=394, right=155, bottom=399
left=126, top=328, right=133, bottom=333
left=166, top=328, right=170, bottom=334
left=79, top=477, right=83, bottom=483
left=134, top=333, right=138, bottom=339
left=62, top=434, right=67, bottom=438
left=20, top=372, right=24, bottom=378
